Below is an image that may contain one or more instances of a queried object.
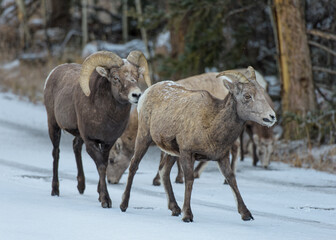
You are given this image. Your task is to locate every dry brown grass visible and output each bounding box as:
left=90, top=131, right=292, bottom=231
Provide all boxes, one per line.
left=0, top=45, right=83, bottom=104
left=0, top=59, right=56, bottom=103
left=272, top=140, right=336, bottom=174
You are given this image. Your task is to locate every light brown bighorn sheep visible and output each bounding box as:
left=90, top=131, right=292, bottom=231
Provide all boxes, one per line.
left=107, top=70, right=269, bottom=184
left=106, top=72, right=228, bottom=184
left=240, top=120, right=275, bottom=167
left=239, top=90, right=275, bottom=168
left=44, top=50, right=151, bottom=208
left=119, top=67, right=276, bottom=222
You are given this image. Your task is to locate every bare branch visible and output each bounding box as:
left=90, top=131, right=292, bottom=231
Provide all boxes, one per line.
left=308, top=40, right=336, bottom=57
left=223, top=4, right=256, bottom=25
left=307, top=29, right=336, bottom=41
left=312, top=66, right=336, bottom=75
left=314, top=82, right=334, bottom=107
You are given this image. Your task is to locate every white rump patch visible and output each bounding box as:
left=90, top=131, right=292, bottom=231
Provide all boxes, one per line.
left=44, top=66, right=58, bottom=90
left=160, top=147, right=179, bottom=157
left=137, top=86, right=151, bottom=113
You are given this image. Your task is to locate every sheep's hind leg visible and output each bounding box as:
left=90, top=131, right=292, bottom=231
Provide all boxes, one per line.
left=152, top=171, right=161, bottom=186
left=85, top=141, right=112, bottom=208
left=175, top=158, right=184, bottom=183
left=217, top=151, right=254, bottom=221
left=180, top=151, right=195, bottom=222
left=152, top=152, right=165, bottom=186
left=48, top=123, right=61, bottom=196
left=73, top=136, right=85, bottom=194
left=120, top=134, right=152, bottom=212
left=193, top=161, right=208, bottom=179
left=160, top=154, right=181, bottom=216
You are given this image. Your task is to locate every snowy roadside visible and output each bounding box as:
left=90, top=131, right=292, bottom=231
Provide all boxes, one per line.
left=0, top=91, right=336, bottom=240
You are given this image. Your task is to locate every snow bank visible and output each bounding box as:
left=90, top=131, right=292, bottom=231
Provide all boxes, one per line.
left=82, top=39, right=148, bottom=59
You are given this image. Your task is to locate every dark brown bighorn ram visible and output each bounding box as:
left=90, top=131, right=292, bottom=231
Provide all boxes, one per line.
left=44, top=50, right=151, bottom=208
left=119, top=66, right=276, bottom=222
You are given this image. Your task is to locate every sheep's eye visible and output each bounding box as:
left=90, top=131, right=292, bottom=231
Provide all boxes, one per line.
left=244, top=94, right=251, bottom=100
left=113, top=77, right=120, bottom=83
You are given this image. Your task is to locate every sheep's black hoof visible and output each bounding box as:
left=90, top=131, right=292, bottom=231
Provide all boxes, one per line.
left=171, top=206, right=181, bottom=216
left=99, top=194, right=112, bottom=208
left=152, top=178, right=161, bottom=186
left=77, top=184, right=85, bottom=194
left=51, top=189, right=59, bottom=196
left=175, top=177, right=184, bottom=184
left=182, top=217, right=193, bottom=222
left=120, top=205, right=127, bottom=212
left=224, top=179, right=229, bottom=185
left=101, top=201, right=112, bottom=208
left=242, top=212, right=254, bottom=221
left=77, top=177, right=85, bottom=194
left=120, top=202, right=128, bottom=212
left=51, top=182, right=59, bottom=196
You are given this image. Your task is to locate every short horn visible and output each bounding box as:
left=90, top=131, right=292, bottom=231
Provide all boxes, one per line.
left=79, top=51, right=123, bottom=96
left=127, top=51, right=151, bottom=87
left=216, top=70, right=249, bottom=83
left=247, top=66, right=256, bottom=80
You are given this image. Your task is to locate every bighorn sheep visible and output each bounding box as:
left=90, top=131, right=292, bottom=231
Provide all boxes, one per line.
left=107, top=69, right=270, bottom=184
left=240, top=120, right=275, bottom=168
left=107, top=72, right=228, bottom=184
left=44, top=50, right=151, bottom=208
left=119, top=67, right=276, bottom=222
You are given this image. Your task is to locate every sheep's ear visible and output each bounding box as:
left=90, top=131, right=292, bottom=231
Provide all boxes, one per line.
left=218, top=76, right=235, bottom=93
left=216, top=73, right=237, bottom=93
left=223, top=79, right=235, bottom=93
left=96, top=66, right=108, bottom=78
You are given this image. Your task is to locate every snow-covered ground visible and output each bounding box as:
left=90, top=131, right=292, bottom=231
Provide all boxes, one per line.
left=0, top=91, right=335, bottom=240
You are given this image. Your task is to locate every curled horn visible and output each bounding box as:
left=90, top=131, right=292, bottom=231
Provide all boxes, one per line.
left=126, top=51, right=152, bottom=87
left=79, top=51, right=123, bottom=96
left=216, top=70, right=249, bottom=83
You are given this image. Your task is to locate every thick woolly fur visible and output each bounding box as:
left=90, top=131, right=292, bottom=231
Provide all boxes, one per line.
left=107, top=70, right=272, bottom=184
left=44, top=51, right=147, bottom=208
left=120, top=67, right=276, bottom=222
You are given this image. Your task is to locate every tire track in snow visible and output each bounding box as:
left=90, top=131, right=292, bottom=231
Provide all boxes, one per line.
left=237, top=174, right=336, bottom=195
left=0, top=157, right=335, bottom=231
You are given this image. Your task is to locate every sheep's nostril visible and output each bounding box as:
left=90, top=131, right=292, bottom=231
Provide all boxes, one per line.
left=270, top=115, right=275, bottom=120
left=263, top=118, right=271, bottom=123
left=132, top=93, right=141, bottom=99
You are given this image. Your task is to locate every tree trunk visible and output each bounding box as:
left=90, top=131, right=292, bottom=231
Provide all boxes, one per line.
left=122, top=0, right=128, bottom=43
left=273, top=0, right=316, bottom=139
left=169, top=15, right=189, bottom=80
left=15, top=0, right=31, bottom=49
left=82, top=0, right=88, bottom=49
left=49, top=0, right=71, bottom=28
left=135, top=0, right=153, bottom=80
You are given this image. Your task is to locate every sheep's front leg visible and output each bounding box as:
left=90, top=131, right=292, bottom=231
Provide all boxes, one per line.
left=180, top=151, right=195, bottom=222
left=159, top=154, right=181, bottom=216
left=217, top=151, right=254, bottom=221
left=224, top=141, right=238, bottom=185
left=85, top=141, right=112, bottom=208
left=120, top=133, right=152, bottom=212
left=73, top=136, right=85, bottom=194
